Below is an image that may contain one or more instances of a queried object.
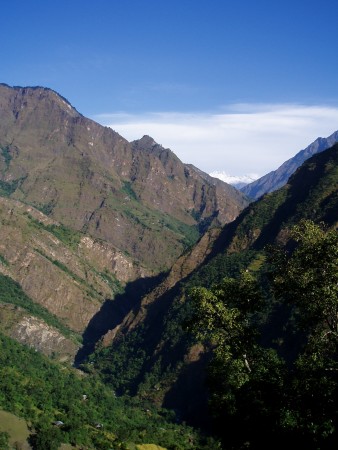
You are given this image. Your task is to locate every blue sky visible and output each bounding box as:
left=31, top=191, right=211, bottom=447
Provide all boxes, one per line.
left=2, top=0, right=338, bottom=178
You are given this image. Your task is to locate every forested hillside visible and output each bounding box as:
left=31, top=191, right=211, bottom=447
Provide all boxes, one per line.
left=86, top=144, right=338, bottom=449
left=0, top=332, right=219, bottom=449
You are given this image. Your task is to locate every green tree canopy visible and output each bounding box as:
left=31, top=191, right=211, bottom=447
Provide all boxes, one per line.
left=269, top=220, right=338, bottom=446
left=189, top=221, right=338, bottom=448
left=271, top=219, right=338, bottom=341
left=188, top=272, right=285, bottom=446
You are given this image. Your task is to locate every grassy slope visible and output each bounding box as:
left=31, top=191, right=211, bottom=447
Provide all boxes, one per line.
left=0, top=410, right=31, bottom=448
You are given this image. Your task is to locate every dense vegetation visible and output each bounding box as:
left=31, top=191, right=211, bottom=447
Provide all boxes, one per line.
left=87, top=250, right=262, bottom=400
left=0, top=332, right=219, bottom=449
left=188, top=221, right=338, bottom=449
left=79, top=145, right=338, bottom=448
left=87, top=221, right=338, bottom=449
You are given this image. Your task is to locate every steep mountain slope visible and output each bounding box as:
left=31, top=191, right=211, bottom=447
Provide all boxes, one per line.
left=0, top=196, right=149, bottom=360
left=0, top=83, right=249, bottom=360
left=89, top=143, right=338, bottom=423
left=241, top=130, right=338, bottom=199
left=0, top=83, right=248, bottom=272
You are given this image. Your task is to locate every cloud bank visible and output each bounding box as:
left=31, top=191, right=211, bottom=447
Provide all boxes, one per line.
left=94, top=104, right=338, bottom=177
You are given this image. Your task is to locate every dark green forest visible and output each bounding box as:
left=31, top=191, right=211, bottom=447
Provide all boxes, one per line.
left=77, top=143, right=338, bottom=448
left=88, top=221, right=338, bottom=449
left=0, top=331, right=219, bottom=449
left=187, top=221, right=338, bottom=448
left=6, top=218, right=338, bottom=448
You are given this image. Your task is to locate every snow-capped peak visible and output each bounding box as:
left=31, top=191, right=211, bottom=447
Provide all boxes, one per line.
left=209, top=171, right=260, bottom=188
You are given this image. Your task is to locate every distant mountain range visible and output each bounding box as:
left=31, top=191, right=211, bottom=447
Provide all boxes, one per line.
left=240, top=130, right=338, bottom=199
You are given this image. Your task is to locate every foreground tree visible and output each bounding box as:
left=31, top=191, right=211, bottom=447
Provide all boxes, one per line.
left=272, top=220, right=338, bottom=339
left=188, top=272, right=285, bottom=447
left=270, top=220, right=338, bottom=447
left=189, top=221, right=338, bottom=448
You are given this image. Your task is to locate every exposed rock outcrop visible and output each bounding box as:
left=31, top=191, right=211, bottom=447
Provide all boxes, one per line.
left=0, top=304, right=79, bottom=361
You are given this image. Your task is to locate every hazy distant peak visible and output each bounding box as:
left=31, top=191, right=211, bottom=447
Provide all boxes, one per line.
left=210, top=171, right=260, bottom=188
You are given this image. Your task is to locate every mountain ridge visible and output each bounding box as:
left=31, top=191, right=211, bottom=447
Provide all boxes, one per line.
left=1, top=83, right=338, bottom=447
left=0, top=83, right=248, bottom=272
left=241, top=129, right=338, bottom=199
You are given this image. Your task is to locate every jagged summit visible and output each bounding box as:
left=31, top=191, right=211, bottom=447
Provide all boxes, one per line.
left=133, top=134, right=160, bottom=148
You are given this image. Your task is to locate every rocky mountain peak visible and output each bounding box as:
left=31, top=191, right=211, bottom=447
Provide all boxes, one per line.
left=0, top=83, right=248, bottom=272
left=134, top=135, right=159, bottom=149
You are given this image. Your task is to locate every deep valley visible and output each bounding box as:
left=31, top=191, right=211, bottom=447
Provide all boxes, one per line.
left=0, top=83, right=338, bottom=449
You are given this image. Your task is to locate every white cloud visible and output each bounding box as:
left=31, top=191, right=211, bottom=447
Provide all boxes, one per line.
left=94, top=104, right=338, bottom=177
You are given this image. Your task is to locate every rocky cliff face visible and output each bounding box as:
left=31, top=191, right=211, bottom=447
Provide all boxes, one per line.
left=0, top=197, right=149, bottom=330
left=0, top=196, right=150, bottom=360
left=0, top=304, right=79, bottom=361
left=131, top=137, right=248, bottom=226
